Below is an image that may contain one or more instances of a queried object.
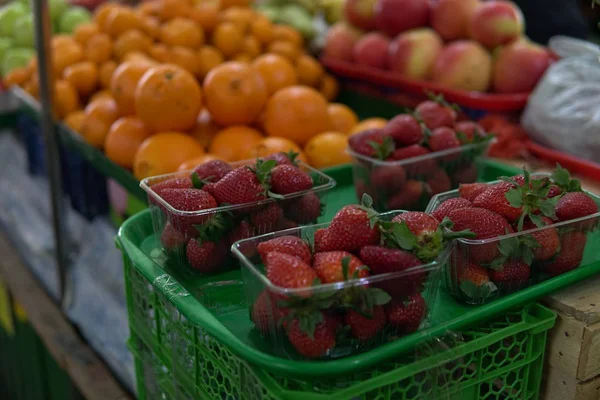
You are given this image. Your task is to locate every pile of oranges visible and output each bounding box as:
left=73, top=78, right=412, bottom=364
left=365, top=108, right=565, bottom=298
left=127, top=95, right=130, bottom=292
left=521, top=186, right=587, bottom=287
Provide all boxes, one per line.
left=4, top=0, right=388, bottom=179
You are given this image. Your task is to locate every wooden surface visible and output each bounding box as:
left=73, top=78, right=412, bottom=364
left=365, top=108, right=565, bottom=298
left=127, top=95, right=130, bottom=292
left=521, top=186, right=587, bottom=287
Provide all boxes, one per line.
left=543, top=366, right=600, bottom=400
left=0, top=233, right=131, bottom=400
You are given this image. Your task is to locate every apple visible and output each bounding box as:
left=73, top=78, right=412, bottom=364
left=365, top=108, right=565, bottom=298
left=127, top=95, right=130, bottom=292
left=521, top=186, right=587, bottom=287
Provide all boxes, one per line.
left=58, top=6, right=92, bottom=33
left=469, top=1, right=524, bottom=49
left=344, top=0, right=377, bottom=31
left=0, top=38, right=13, bottom=64
left=352, top=32, right=390, bottom=69
left=431, top=40, right=492, bottom=92
left=375, top=0, right=429, bottom=37
left=2, top=47, right=34, bottom=76
left=13, top=14, right=35, bottom=48
left=49, top=0, right=68, bottom=23
left=0, top=3, right=28, bottom=37
left=323, top=22, right=362, bottom=61
left=492, top=40, right=551, bottom=93
left=431, top=0, right=479, bottom=41
left=388, top=28, right=443, bottom=80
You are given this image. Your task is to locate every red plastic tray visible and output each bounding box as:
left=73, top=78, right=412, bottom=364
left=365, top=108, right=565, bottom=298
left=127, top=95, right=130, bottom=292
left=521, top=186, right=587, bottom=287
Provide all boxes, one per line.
left=526, top=140, right=600, bottom=182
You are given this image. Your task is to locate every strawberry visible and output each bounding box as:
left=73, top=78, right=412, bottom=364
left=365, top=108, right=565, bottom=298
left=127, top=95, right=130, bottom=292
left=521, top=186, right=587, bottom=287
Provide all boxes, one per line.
left=191, top=160, right=232, bottom=183
left=265, top=252, right=317, bottom=289
left=551, top=164, right=582, bottom=194
left=473, top=182, right=523, bottom=222
left=313, top=251, right=368, bottom=283
left=277, top=218, right=299, bottom=230
left=186, top=238, right=228, bottom=273
left=286, top=313, right=337, bottom=358
left=160, top=222, right=187, bottom=251
left=270, top=164, right=313, bottom=195
left=454, top=121, right=485, bottom=144
left=489, top=260, right=530, bottom=286
left=547, top=185, right=562, bottom=198
left=250, top=203, right=284, bottom=233
left=556, top=192, right=598, bottom=223
left=159, top=188, right=218, bottom=234
left=283, top=192, right=322, bottom=224
left=415, top=100, right=457, bottom=130
left=386, top=180, right=431, bottom=210
left=257, top=235, right=312, bottom=265
left=543, top=231, right=587, bottom=277
left=431, top=197, right=472, bottom=222
left=151, top=176, right=192, bottom=194
left=348, top=128, right=391, bottom=157
left=522, top=217, right=559, bottom=261
left=451, top=164, right=479, bottom=186
left=227, top=220, right=253, bottom=247
left=428, top=127, right=461, bottom=160
left=370, top=164, right=406, bottom=195
left=314, top=228, right=328, bottom=253
left=427, top=168, right=451, bottom=196
left=455, top=261, right=497, bottom=301
left=458, top=262, right=490, bottom=286
left=383, top=114, right=423, bottom=146
left=392, top=212, right=439, bottom=236
left=263, top=151, right=300, bottom=166
left=459, top=183, right=488, bottom=202
left=389, top=144, right=435, bottom=176
left=344, top=306, right=386, bottom=341
left=385, top=293, right=426, bottom=334
left=251, top=291, right=286, bottom=335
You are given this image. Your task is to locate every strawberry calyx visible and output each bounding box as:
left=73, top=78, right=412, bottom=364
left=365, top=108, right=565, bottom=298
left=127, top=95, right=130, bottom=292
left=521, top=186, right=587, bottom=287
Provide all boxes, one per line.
left=489, top=232, right=540, bottom=269
left=284, top=150, right=300, bottom=166
left=551, top=164, right=582, bottom=193
left=459, top=280, right=497, bottom=301
left=356, top=193, right=383, bottom=228
left=190, top=171, right=211, bottom=189
left=247, top=159, right=279, bottom=199
left=368, top=136, right=395, bottom=160
left=425, top=91, right=462, bottom=112
left=193, top=212, right=233, bottom=244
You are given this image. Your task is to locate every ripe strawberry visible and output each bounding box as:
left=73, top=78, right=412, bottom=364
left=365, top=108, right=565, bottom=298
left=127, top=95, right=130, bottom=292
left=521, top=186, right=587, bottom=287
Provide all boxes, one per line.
left=454, top=261, right=497, bottom=301
left=313, top=251, right=368, bottom=283
left=459, top=183, right=489, bottom=202
left=348, top=128, right=391, bottom=158
left=473, top=182, right=523, bottom=222
left=458, top=262, right=490, bottom=286
left=489, top=260, right=530, bottom=286
left=204, top=161, right=273, bottom=208
left=543, top=231, right=587, bottom=277
left=431, top=197, right=472, bottom=222
left=159, top=188, right=218, bottom=234
left=522, top=217, right=559, bottom=261
left=383, top=114, right=423, bottom=146
left=385, top=293, right=426, bottom=334
left=427, top=168, right=451, bottom=196
left=265, top=252, right=317, bottom=289
left=270, top=164, right=313, bottom=195
left=314, top=228, right=328, bottom=253
left=257, top=235, right=312, bottom=265
left=251, top=291, right=286, bottom=335
left=287, top=314, right=337, bottom=358
left=390, top=144, right=435, bottom=177
left=283, top=192, right=322, bottom=224
left=186, top=238, right=228, bottom=273
left=151, top=176, right=192, bottom=194
left=392, top=212, right=439, bottom=236
left=454, top=121, right=485, bottom=143
left=160, top=222, right=187, bottom=251
left=191, top=160, right=232, bottom=183
left=386, top=180, right=431, bottom=210
left=556, top=192, right=598, bottom=223
left=277, top=218, right=298, bottom=230
left=345, top=306, right=386, bottom=341
left=227, top=220, right=253, bottom=247
left=250, top=203, right=284, bottom=233
left=370, top=164, right=406, bottom=195
left=451, top=163, right=479, bottom=186
left=428, top=127, right=461, bottom=160
left=547, top=185, right=562, bottom=198
left=263, top=151, right=300, bottom=166
left=415, top=100, right=456, bottom=129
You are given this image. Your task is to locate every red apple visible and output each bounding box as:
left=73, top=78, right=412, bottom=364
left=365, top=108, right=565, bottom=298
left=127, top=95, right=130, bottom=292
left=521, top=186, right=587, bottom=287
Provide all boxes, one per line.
left=353, top=32, right=391, bottom=69
left=344, top=0, right=378, bottom=31
left=492, top=40, right=551, bottom=93
left=324, top=22, right=363, bottom=61
left=375, top=0, right=429, bottom=37
left=431, top=0, right=479, bottom=41
left=468, top=1, right=524, bottom=49
left=388, top=28, right=443, bottom=80
left=431, top=40, right=492, bottom=92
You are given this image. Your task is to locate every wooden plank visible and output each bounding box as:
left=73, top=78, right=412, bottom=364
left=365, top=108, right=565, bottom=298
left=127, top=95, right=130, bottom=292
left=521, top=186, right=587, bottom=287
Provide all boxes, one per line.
left=545, top=277, right=600, bottom=326
left=580, top=322, right=600, bottom=381
left=545, top=311, right=586, bottom=378
left=542, top=366, right=600, bottom=400
left=0, top=233, right=131, bottom=400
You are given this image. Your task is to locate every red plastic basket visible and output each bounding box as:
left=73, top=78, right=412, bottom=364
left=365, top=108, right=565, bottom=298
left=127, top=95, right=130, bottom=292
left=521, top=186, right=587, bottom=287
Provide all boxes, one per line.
left=526, top=140, right=600, bottom=183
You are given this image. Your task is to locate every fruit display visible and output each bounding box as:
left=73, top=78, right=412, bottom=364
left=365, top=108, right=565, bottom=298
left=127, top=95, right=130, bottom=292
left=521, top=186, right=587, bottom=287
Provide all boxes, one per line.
left=426, top=166, right=600, bottom=304
left=141, top=153, right=335, bottom=274
left=323, top=0, right=554, bottom=95
left=348, top=96, right=492, bottom=212
left=233, top=196, right=469, bottom=359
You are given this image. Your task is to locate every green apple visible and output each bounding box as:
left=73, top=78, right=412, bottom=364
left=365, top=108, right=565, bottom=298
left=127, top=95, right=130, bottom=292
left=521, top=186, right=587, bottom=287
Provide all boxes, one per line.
left=58, top=6, right=92, bottom=34
left=0, top=3, right=28, bottom=37
left=13, top=14, right=35, bottom=48
left=0, top=38, right=13, bottom=65
left=49, top=0, right=68, bottom=23
left=2, top=47, right=34, bottom=76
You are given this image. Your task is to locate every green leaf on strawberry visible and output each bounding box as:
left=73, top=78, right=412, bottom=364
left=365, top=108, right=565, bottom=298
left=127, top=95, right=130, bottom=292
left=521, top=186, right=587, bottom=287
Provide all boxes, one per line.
left=490, top=233, right=541, bottom=269
left=369, top=136, right=395, bottom=160
left=460, top=280, right=497, bottom=301
left=551, top=164, right=582, bottom=193
left=425, top=91, right=462, bottom=112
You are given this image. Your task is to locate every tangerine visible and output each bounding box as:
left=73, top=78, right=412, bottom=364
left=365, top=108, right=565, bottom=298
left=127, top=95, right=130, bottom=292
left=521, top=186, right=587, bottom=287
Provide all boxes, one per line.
left=63, top=110, right=85, bottom=132
left=52, top=42, right=84, bottom=77
left=94, top=3, right=123, bottom=27
left=98, top=60, right=118, bottom=88
left=251, top=54, right=297, bottom=96
left=110, top=61, right=154, bottom=116
left=73, top=23, right=100, bottom=45
left=211, top=22, right=243, bottom=57
left=158, top=0, right=193, bottom=21
left=219, top=6, right=254, bottom=33
left=350, top=118, right=388, bottom=135
left=319, top=74, right=339, bottom=101
left=149, top=43, right=171, bottom=63
left=197, top=45, right=224, bottom=80
left=80, top=98, right=119, bottom=148
left=103, top=7, right=142, bottom=37
left=241, top=36, right=261, bottom=59
left=189, top=109, right=220, bottom=149
left=54, top=80, right=80, bottom=119
left=105, top=117, right=152, bottom=168
left=177, top=154, right=224, bottom=172
left=220, top=0, right=251, bottom=8
left=267, top=40, right=300, bottom=62
left=189, top=2, right=220, bottom=32
left=272, top=25, right=303, bottom=47
left=171, top=46, right=201, bottom=76
left=160, top=17, right=204, bottom=48
left=140, top=16, right=160, bottom=39
left=63, top=61, right=98, bottom=97
left=296, top=54, right=324, bottom=87
left=90, top=89, right=114, bottom=102
left=84, top=33, right=113, bottom=64
left=304, top=132, right=351, bottom=169
left=209, top=125, right=263, bottom=161
left=327, top=103, right=358, bottom=135
left=250, top=16, right=274, bottom=45
left=113, top=29, right=152, bottom=61
left=3, top=67, right=30, bottom=88
left=242, top=137, right=307, bottom=163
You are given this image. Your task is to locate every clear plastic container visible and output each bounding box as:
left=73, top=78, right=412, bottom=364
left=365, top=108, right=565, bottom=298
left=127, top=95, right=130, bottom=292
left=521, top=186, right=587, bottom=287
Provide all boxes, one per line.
left=140, top=160, right=336, bottom=276
left=426, top=182, right=600, bottom=305
left=231, top=210, right=448, bottom=360
left=348, top=140, right=491, bottom=212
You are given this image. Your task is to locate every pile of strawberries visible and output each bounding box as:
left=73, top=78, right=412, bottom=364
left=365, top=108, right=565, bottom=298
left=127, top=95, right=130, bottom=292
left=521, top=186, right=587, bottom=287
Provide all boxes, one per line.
left=248, top=195, right=470, bottom=359
left=149, top=152, right=327, bottom=273
left=431, top=166, right=599, bottom=303
left=349, top=96, right=492, bottom=211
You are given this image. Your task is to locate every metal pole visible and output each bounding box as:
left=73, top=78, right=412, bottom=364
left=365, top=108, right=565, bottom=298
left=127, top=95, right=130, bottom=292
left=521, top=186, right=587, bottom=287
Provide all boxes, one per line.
left=32, top=0, right=69, bottom=307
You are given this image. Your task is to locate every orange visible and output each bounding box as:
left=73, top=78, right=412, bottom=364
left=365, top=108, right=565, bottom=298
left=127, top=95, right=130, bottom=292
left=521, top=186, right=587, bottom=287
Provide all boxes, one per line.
left=158, top=0, right=193, bottom=21
left=190, top=109, right=220, bottom=149
left=84, top=33, right=113, bottom=64
left=133, top=132, right=205, bottom=179
left=209, top=125, right=263, bottom=161
left=241, top=36, right=261, bottom=59
left=3, top=67, right=30, bottom=88
left=267, top=40, right=300, bottom=62
left=159, top=17, right=204, bottom=48
left=263, top=86, right=330, bottom=145
left=140, top=16, right=160, bottom=39
left=231, top=53, right=252, bottom=64
left=63, top=61, right=98, bottom=97
left=113, top=29, right=152, bottom=61
left=98, top=60, right=117, bottom=88
left=110, top=61, right=154, bottom=116
left=54, top=80, right=80, bottom=119
left=149, top=43, right=171, bottom=63
left=251, top=54, right=297, bottom=96
left=242, top=137, right=307, bottom=163
left=94, top=3, right=123, bottom=27
left=135, top=64, right=203, bottom=132
left=211, top=22, right=244, bottom=57
left=90, top=89, right=114, bottom=103
left=203, top=61, right=267, bottom=126
left=296, top=54, right=324, bottom=87
left=220, top=0, right=251, bottom=8
left=178, top=154, right=224, bottom=172
left=189, top=2, right=220, bottom=32
left=63, top=110, right=85, bottom=132
left=137, top=1, right=161, bottom=17
left=80, top=98, right=119, bottom=147
left=272, top=25, right=303, bottom=47
left=350, top=118, right=388, bottom=135
left=219, top=6, right=254, bottom=33
left=74, top=22, right=100, bottom=45
left=327, top=103, right=358, bottom=135
left=171, top=46, right=201, bottom=76
left=102, top=7, right=142, bottom=37
left=319, top=73, right=339, bottom=101
left=52, top=42, right=84, bottom=77
left=105, top=117, right=152, bottom=168
left=250, top=16, right=274, bottom=45
left=304, top=132, right=351, bottom=169
left=197, top=45, right=224, bottom=80
left=123, top=51, right=157, bottom=64
left=52, top=35, right=77, bottom=50
left=24, top=80, right=39, bottom=99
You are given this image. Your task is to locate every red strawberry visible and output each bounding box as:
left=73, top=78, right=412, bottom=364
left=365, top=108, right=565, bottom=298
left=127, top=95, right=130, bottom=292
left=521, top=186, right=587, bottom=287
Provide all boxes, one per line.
left=151, top=176, right=192, bottom=194
left=314, top=228, right=328, bottom=253
left=270, top=164, right=313, bottom=195
left=431, top=197, right=472, bottom=222
left=489, top=260, right=530, bottom=286
left=287, top=314, right=337, bottom=358
left=383, top=114, right=423, bottom=146
left=428, top=127, right=461, bottom=160
left=316, top=203, right=380, bottom=253
left=191, top=160, right=232, bottom=183
left=473, top=182, right=523, bottom=222
left=547, top=185, right=562, bottom=198
left=345, top=306, right=386, bottom=341
left=159, top=188, right=218, bottom=234
left=160, top=222, right=187, bottom=251
left=556, top=192, right=598, bottom=222
left=385, top=293, right=426, bottom=334
left=283, top=192, right=322, bottom=224
left=265, top=252, right=317, bottom=289
left=454, top=261, right=497, bottom=301
left=543, top=231, right=587, bottom=277
left=454, top=121, right=485, bottom=143
left=427, top=168, right=451, bottom=195
left=228, top=220, right=253, bottom=247
left=250, top=203, right=284, bottom=233
left=390, top=144, right=435, bottom=176
left=277, top=218, right=298, bottom=230
left=415, top=100, right=456, bottom=129
left=204, top=162, right=272, bottom=208
left=451, top=163, right=479, bottom=186
left=458, top=262, right=490, bottom=286
left=263, top=151, right=300, bottom=166
left=392, top=212, right=439, bottom=236
left=386, top=180, right=431, bottom=210
left=186, top=238, right=228, bottom=273
left=348, top=128, right=390, bottom=158
left=313, top=251, right=368, bottom=283
left=251, top=291, right=286, bottom=335
left=257, top=236, right=312, bottom=265
left=370, top=164, right=406, bottom=195
left=459, top=183, right=489, bottom=202
left=522, top=217, right=559, bottom=261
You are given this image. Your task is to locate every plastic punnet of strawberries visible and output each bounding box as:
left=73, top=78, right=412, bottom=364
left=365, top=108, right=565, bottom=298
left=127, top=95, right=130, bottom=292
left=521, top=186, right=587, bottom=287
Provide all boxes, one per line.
left=145, top=152, right=331, bottom=274
left=348, top=95, right=493, bottom=212
left=236, top=195, right=474, bottom=360
left=429, top=165, right=600, bottom=304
